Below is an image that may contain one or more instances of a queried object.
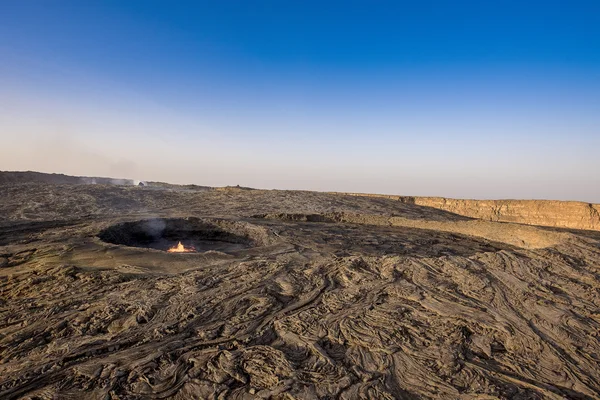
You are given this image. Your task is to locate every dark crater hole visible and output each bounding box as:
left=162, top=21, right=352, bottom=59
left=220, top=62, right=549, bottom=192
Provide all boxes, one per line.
left=98, top=217, right=268, bottom=254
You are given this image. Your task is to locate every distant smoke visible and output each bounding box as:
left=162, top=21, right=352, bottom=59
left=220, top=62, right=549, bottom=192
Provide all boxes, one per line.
left=80, top=177, right=97, bottom=185
left=109, top=178, right=135, bottom=185
left=79, top=177, right=137, bottom=186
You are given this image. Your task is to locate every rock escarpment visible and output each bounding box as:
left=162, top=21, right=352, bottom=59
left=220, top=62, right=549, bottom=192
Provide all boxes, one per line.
left=410, top=197, right=600, bottom=231
left=335, top=193, right=600, bottom=231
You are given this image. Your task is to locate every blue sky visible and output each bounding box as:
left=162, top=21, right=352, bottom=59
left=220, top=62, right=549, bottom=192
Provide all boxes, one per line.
left=1, top=1, right=599, bottom=201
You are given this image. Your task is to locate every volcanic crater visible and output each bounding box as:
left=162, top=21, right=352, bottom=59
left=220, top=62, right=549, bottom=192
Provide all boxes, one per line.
left=2, top=173, right=600, bottom=400
left=97, top=217, right=266, bottom=254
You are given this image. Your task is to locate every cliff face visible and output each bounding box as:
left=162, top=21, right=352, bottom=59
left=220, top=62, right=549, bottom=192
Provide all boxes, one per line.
left=334, top=193, right=600, bottom=231
left=409, top=198, right=600, bottom=231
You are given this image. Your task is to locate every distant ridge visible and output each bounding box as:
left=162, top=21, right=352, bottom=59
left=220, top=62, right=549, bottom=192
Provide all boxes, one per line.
left=0, top=171, right=137, bottom=186
left=0, top=171, right=214, bottom=191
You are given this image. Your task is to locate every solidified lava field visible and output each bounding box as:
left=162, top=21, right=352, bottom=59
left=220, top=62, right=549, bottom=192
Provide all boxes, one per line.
left=1, top=177, right=600, bottom=399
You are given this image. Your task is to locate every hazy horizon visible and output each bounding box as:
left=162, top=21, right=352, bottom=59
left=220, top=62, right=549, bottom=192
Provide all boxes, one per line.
left=2, top=1, right=599, bottom=202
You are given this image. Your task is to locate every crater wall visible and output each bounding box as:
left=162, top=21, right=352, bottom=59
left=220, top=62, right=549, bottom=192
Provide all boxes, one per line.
left=333, top=193, right=600, bottom=231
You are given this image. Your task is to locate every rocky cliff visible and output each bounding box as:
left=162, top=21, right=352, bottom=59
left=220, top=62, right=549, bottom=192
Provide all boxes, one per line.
left=334, top=193, right=600, bottom=231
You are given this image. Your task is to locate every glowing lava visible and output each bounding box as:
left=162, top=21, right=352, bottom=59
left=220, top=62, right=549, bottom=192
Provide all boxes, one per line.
left=167, top=241, right=196, bottom=253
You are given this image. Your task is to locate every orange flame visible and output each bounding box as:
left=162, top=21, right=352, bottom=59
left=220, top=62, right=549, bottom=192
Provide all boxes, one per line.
left=167, top=241, right=196, bottom=253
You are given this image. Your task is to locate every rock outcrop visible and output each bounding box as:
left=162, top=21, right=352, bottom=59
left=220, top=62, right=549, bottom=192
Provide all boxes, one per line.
left=334, top=193, right=600, bottom=231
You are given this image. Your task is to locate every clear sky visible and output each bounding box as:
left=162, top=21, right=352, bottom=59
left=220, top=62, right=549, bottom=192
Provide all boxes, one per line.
left=1, top=1, right=599, bottom=201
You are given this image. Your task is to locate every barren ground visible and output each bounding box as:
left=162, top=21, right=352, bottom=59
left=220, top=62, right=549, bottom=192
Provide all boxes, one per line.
left=1, top=178, right=600, bottom=399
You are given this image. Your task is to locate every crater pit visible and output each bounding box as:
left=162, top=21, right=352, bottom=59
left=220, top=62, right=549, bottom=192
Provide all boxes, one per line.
left=98, top=217, right=268, bottom=254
